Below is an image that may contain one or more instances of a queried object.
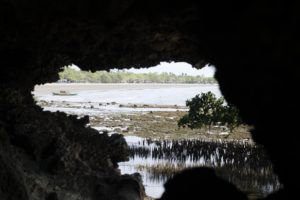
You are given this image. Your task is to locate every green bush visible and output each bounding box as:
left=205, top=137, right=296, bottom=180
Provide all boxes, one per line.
left=178, top=92, right=242, bottom=132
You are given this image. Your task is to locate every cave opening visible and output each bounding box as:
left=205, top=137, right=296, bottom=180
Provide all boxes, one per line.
left=32, top=62, right=280, bottom=199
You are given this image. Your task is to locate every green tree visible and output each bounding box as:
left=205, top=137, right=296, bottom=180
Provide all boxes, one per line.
left=99, top=72, right=112, bottom=83
left=220, top=104, right=243, bottom=132
left=178, top=92, right=242, bottom=132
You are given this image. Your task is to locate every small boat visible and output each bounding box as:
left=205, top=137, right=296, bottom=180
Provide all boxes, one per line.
left=52, top=90, right=77, bottom=96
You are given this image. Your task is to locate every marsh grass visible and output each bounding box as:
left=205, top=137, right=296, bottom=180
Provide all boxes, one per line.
left=129, top=139, right=266, bottom=168
left=136, top=163, right=193, bottom=176
left=130, top=139, right=281, bottom=196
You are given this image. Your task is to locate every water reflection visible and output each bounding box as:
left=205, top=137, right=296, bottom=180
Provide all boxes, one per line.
left=119, top=137, right=281, bottom=198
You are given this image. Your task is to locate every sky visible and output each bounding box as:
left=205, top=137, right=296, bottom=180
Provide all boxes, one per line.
left=118, top=62, right=215, bottom=77
left=68, top=62, right=216, bottom=77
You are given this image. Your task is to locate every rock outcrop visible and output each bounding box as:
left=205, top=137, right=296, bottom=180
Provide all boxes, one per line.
left=0, top=86, right=145, bottom=199
left=160, top=167, right=247, bottom=200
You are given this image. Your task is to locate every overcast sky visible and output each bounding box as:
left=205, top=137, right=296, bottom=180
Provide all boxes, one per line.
left=113, top=62, right=216, bottom=77
left=69, top=62, right=216, bottom=77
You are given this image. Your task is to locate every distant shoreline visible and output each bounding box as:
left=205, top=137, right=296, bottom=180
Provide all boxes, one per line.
left=58, top=67, right=217, bottom=84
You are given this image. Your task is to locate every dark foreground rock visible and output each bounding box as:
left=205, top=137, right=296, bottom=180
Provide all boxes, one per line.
left=0, top=88, right=144, bottom=200
left=160, top=167, right=247, bottom=200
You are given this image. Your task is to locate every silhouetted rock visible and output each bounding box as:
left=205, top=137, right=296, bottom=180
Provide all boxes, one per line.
left=92, top=173, right=145, bottom=200
left=118, top=173, right=145, bottom=200
left=160, top=167, right=247, bottom=200
left=45, top=192, right=58, bottom=200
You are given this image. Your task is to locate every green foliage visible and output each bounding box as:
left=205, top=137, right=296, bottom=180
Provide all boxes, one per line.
left=178, top=92, right=243, bottom=132
left=58, top=68, right=217, bottom=84
left=177, top=115, right=190, bottom=128
left=220, top=104, right=243, bottom=132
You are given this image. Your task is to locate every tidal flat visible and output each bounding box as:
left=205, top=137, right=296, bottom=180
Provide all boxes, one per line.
left=33, top=83, right=276, bottom=199
left=89, top=110, right=253, bottom=142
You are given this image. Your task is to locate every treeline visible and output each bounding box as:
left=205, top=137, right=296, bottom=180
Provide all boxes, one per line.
left=58, top=68, right=216, bottom=84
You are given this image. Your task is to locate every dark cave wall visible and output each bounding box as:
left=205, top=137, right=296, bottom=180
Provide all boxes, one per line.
left=0, top=87, right=133, bottom=200
left=1, top=0, right=300, bottom=199
left=199, top=2, right=300, bottom=195
left=0, top=0, right=205, bottom=90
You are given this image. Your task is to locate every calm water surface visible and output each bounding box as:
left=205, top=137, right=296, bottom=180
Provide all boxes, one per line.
left=34, top=83, right=222, bottom=106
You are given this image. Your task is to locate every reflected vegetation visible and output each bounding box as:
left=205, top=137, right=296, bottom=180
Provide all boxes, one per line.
left=126, top=138, right=281, bottom=197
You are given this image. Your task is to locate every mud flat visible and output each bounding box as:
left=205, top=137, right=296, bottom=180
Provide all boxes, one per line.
left=89, top=110, right=252, bottom=142
left=36, top=99, right=252, bottom=142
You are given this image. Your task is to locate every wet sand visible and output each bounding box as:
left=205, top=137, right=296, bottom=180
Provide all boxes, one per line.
left=89, top=111, right=252, bottom=141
